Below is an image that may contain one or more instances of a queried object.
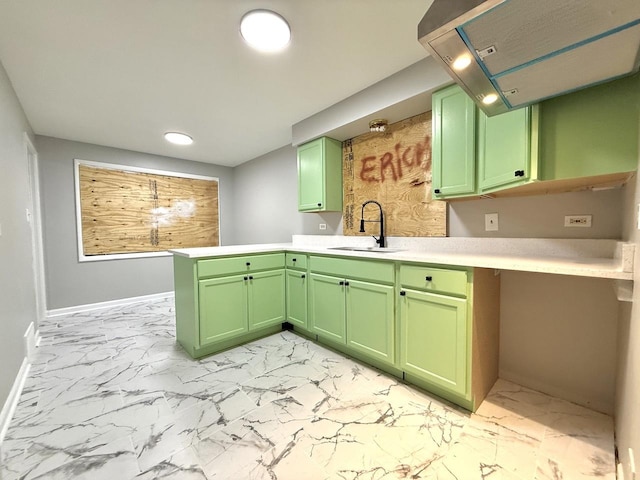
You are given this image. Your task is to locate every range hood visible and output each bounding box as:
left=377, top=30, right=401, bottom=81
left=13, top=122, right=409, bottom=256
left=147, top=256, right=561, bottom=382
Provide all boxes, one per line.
left=418, top=0, right=640, bottom=116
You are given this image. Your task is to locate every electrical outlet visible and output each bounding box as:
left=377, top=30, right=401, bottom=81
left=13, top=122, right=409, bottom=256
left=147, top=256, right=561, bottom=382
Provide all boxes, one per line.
left=564, top=215, right=592, bottom=227
left=485, top=213, right=499, bottom=231
left=319, top=223, right=327, bottom=230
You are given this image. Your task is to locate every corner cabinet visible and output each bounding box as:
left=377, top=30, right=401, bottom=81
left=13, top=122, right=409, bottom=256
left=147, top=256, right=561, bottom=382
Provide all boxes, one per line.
left=174, top=253, right=285, bottom=358
left=285, top=253, right=308, bottom=330
left=432, top=84, right=538, bottom=200
left=432, top=73, right=639, bottom=200
left=297, top=137, right=343, bottom=212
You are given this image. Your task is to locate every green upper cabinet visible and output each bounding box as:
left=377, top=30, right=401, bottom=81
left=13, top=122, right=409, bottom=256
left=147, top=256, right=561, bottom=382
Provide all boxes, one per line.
left=297, top=136, right=343, bottom=212
left=432, top=84, right=537, bottom=199
left=432, top=84, right=476, bottom=197
left=539, top=72, right=639, bottom=180
left=432, top=73, right=639, bottom=200
left=478, top=105, right=539, bottom=192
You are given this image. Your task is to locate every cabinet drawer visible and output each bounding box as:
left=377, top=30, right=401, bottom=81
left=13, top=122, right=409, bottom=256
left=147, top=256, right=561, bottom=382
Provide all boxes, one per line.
left=400, top=265, right=468, bottom=297
left=310, top=255, right=394, bottom=284
left=198, top=253, right=285, bottom=278
left=285, top=253, right=308, bottom=270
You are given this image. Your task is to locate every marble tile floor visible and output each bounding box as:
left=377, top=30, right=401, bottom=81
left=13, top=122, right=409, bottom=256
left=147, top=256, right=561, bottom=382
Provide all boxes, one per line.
left=0, top=297, right=616, bottom=479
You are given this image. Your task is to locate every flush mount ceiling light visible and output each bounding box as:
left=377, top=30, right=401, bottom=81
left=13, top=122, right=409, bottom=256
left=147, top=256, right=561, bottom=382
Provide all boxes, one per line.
left=164, top=132, right=193, bottom=145
left=240, top=10, right=291, bottom=52
left=369, top=119, right=388, bottom=133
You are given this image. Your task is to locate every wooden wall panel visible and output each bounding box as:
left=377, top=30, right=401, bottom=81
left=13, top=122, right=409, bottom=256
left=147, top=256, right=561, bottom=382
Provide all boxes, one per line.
left=78, top=164, right=219, bottom=256
left=343, top=112, right=446, bottom=237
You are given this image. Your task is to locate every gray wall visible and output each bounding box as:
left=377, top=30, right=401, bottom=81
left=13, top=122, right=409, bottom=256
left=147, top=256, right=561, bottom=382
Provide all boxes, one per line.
left=233, top=145, right=342, bottom=244
left=0, top=61, right=36, bottom=410
left=448, top=188, right=623, bottom=238
left=35, top=136, right=235, bottom=310
left=499, top=271, right=618, bottom=414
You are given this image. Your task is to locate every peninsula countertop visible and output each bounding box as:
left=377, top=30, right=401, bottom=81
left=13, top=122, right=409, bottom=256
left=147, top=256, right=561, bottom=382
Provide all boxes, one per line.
left=169, top=236, right=634, bottom=281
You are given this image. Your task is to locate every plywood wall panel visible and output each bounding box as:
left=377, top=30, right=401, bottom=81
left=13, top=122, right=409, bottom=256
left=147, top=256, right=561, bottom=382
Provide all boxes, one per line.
left=78, top=164, right=219, bottom=256
left=343, top=112, right=446, bottom=237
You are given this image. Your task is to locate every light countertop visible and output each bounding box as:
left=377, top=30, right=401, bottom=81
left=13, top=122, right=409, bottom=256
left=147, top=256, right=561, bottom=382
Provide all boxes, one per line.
left=169, top=236, right=634, bottom=280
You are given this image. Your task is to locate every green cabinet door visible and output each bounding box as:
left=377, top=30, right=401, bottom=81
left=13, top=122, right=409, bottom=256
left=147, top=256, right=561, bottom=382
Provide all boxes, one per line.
left=248, top=269, right=286, bottom=330
left=478, top=105, right=538, bottom=192
left=286, top=269, right=307, bottom=329
left=432, top=84, right=476, bottom=197
left=400, top=289, right=468, bottom=396
left=309, top=273, right=346, bottom=344
left=297, top=137, right=343, bottom=212
left=199, top=274, right=248, bottom=345
left=346, top=279, right=395, bottom=365
left=539, top=72, right=639, bottom=180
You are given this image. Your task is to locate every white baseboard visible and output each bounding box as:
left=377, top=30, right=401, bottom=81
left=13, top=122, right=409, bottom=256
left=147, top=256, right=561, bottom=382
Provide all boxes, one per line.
left=23, top=322, right=37, bottom=363
left=46, top=291, right=174, bottom=318
left=0, top=358, right=30, bottom=446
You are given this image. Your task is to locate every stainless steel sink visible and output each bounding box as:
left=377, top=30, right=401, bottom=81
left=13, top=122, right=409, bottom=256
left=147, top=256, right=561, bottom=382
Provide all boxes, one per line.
left=327, top=246, right=402, bottom=253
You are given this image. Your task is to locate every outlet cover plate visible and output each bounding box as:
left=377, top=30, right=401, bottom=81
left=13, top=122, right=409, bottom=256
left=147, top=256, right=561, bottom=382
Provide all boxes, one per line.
left=564, top=215, right=592, bottom=227
left=485, top=213, right=499, bottom=231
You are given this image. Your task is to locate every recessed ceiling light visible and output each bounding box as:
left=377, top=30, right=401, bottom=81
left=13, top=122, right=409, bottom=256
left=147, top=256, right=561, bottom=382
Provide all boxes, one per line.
left=240, top=10, right=291, bottom=52
left=482, top=93, right=499, bottom=105
left=452, top=54, right=472, bottom=71
left=164, top=132, right=193, bottom=145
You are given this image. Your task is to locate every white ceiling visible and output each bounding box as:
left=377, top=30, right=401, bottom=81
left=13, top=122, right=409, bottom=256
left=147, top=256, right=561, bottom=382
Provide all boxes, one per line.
left=0, top=1, right=433, bottom=167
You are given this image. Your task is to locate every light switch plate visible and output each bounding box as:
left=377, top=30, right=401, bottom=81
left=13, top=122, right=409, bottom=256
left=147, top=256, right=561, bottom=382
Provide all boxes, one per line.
left=485, top=213, right=499, bottom=231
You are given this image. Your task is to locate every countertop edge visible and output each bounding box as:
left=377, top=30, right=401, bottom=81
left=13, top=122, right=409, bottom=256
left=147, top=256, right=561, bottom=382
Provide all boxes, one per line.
left=168, top=244, right=633, bottom=280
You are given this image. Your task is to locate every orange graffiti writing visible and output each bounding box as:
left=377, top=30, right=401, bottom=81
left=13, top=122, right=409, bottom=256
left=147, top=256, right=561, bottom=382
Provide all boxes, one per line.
left=358, top=135, right=431, bottom=183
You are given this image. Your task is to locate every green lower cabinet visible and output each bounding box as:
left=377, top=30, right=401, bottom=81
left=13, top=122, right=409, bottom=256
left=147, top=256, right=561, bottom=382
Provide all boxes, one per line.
left=400, top=289, right=468, bottom=397
left=309, top=273, right=346, bottom=343
left=309, top=271, right=395, bottom=365
left=248, top=270, right=286, bottom=330
left=286, top=269, right=307, bottom=328
left=346, top=279, right=395, bottom=364
left=199, top=274, right=248, bottom=345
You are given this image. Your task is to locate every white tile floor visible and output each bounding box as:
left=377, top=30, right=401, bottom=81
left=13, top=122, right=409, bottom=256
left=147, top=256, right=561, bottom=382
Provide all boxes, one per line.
left=0, top=297, right=616, bottom=479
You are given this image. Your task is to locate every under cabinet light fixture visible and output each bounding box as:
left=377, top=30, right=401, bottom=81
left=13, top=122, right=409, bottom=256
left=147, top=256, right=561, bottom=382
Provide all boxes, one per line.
left=164, top=132, right=193, bottom=145
left=240, top=10, right=291, bottom=52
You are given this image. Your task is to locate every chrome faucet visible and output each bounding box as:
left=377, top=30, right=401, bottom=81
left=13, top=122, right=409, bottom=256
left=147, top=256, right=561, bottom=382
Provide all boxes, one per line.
left=359, top=200, right=385, bottom=248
